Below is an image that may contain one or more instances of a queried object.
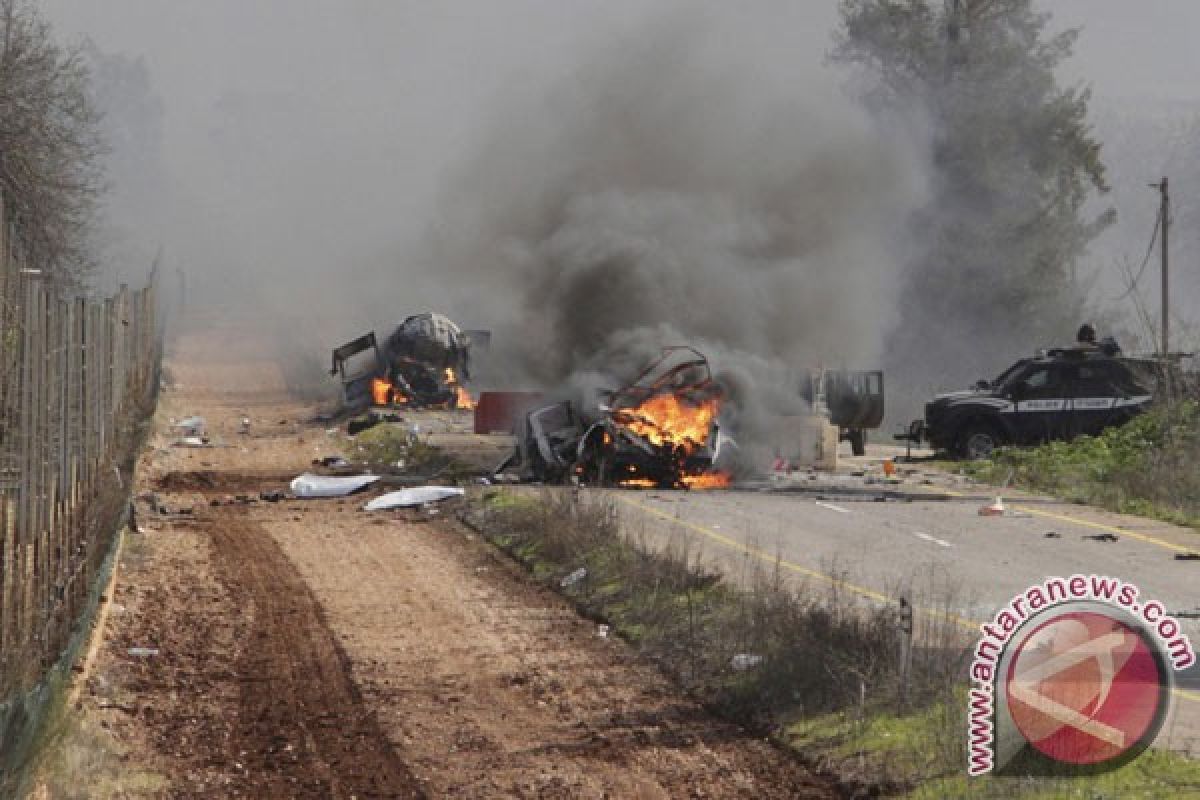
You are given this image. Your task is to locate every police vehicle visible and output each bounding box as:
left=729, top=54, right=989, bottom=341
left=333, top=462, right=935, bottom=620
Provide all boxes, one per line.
left=915, top=347, right=1155, bottom=459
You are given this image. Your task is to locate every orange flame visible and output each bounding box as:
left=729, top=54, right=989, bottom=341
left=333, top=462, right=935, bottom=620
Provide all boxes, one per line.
left=444, top=367, right=475, bottom=410
left=371, top=377, right=409, bottom=407
left=682, top=472, right=731, bottom=490
left=371, top=377, right=391, bottom=406
left=613, top=393, right=718, bottom=454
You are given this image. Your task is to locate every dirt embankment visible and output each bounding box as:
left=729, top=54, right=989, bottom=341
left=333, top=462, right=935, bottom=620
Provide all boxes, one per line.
left=49, top=321, right=833, bottom=799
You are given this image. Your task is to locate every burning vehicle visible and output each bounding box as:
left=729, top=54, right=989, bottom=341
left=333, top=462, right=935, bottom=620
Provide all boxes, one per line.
left=331, top=313, right=478, bottom=410
left=510, top=347, right=729, bottom=489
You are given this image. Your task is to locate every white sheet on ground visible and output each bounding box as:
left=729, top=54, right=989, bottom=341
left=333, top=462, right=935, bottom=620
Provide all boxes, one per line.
left=363, top=486, right=464, bottom=511
left=290, top=473, right=380, bottom=498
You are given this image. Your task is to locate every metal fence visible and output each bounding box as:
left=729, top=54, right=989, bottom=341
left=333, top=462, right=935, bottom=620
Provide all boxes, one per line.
left=0, top=192, right=159, bottom=710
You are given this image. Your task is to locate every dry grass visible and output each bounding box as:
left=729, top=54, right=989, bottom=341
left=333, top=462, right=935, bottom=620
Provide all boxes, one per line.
left=470, top=488, right=972, bottom=785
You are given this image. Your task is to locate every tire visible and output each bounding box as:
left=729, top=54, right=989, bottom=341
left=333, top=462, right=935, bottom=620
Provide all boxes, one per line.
left=849, top=429, right=866, bottom=457
left=959, top=422, right=1002, bottom=460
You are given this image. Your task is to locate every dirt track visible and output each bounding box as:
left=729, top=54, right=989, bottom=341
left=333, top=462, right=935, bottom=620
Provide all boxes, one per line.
left=59, top=323, right=833, bottom=799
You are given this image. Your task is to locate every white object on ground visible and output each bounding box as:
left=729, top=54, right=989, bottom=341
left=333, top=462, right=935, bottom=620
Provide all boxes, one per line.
left=363, top=486, right=464, bottom=511
left=174, top=436, right=209, bottom=448
left=730, top=653, right=764, bottom=671
left=290, top=473, right=380, bottom=498
left=978, top=496, right=1006, bottom=516
left=174, top=416, right=206, bottom=436
left=560, top=567, right=587, bottom=588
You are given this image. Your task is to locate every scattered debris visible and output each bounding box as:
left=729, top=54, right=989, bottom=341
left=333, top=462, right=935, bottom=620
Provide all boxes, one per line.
left=173, top=436, right=211, bottom=448
left=1082, top=533, right=1119, bottom=543
left=173, top=416, right=206, bottom=436
left=362, top=486, right=465, bottom=511
left=313, top=455, right=352, bottom=469
left=1174, top=552, right=1200, bottom=561
left=289, top=473, right=381, bottom=498
left=560, top=567, right=588, bottom=588
left=730, top=653, right=764, bottom=671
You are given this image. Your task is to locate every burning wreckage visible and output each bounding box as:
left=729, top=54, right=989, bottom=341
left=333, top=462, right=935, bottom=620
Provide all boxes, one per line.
left=331, top=312, right=478, bottom=411
left=507, top=347, right=731, bottom=489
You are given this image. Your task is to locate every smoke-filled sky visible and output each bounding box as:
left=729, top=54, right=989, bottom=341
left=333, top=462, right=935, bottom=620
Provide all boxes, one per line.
left=39, top=1, right=1200, bottom=405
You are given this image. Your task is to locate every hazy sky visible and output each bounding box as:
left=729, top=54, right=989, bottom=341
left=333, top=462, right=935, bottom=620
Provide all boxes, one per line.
left=37, top=1, right=1200, bottom=350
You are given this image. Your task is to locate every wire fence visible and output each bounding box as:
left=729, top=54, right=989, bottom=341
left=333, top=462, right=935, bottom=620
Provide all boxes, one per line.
left=0, top=191, right=160, bottom=715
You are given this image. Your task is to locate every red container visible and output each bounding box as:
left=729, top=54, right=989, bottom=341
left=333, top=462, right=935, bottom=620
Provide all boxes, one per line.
left=474, top=391, right=545, bottom=435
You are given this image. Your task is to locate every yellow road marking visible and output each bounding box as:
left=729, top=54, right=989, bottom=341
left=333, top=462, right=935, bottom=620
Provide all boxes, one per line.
left=616, top=493, right=1200, bottom=708
left=937, top=487, right=1196, bottom=554
left=615, top=494, right=971, bottom=626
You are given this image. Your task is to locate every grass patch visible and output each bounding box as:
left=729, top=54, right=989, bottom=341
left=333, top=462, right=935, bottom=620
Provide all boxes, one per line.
left=349, top=422, right=476, bottom=480
left=961, top=402, right=1200, bottom=530
left=470, top=488, right=1200, bottom=797
left=470, top=488, right=969, bottom=793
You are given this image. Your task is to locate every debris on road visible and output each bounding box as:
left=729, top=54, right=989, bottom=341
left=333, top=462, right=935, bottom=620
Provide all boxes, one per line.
left=1043, top=531, right=1061, bottom=538
left=1082, top=532, right=1119, bottom=543
left=173, top=435, right=211, bottom=448
left=290, top=473, right=381, bottom=498
left=173, top=415, right=207, bottom=436
left=362, top=486, right=465, bottom=511
left=313, top=455, right=352, bottom=469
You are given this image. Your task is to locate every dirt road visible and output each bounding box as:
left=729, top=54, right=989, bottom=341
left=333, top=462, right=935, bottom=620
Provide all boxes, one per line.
left=59, top=322, right=831, bottom=798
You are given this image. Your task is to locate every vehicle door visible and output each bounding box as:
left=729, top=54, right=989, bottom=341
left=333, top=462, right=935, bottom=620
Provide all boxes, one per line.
left=1008, top=364, right=1070, bottom=444
left=1066, top=362, right=1120, bottom=437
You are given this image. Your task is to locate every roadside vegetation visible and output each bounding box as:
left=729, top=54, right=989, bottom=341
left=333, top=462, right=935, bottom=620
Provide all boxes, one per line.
left=469, top=488, right=1200, bottom=797
left=962, top=401, right=1200, bottom=531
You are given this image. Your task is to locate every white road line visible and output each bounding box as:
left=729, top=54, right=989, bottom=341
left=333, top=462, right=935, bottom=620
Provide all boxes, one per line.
left=914, top=531, right=953, bottom=548
left=815, top=501, right=850, bottom=514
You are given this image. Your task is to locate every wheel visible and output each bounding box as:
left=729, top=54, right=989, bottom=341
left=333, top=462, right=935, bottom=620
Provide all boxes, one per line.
left=959, top=423, right=1002, bottom=460
left=849, top=429, right=866, bottom=456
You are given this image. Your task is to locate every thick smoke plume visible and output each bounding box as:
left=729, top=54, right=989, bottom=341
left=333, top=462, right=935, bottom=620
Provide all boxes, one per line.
left=424, top=17, right=930, bottom=447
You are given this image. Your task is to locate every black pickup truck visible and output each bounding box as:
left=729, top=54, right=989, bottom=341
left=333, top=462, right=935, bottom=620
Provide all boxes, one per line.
left=914, top=347, right=1156, bottom=459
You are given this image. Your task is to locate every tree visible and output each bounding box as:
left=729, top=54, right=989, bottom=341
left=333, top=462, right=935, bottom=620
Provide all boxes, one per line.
left=0, top=0, right=104, bottom=288
left=834, top=0, right=1113, bottom=386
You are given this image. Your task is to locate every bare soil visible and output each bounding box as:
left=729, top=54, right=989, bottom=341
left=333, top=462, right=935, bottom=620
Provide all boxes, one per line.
left=56, top=322, right=833, bottom=799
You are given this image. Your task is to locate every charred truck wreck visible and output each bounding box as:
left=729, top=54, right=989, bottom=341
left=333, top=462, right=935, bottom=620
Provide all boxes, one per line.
left=331, top=312, right=478, bottom=410
left=508, top=347, right=729, bottom=489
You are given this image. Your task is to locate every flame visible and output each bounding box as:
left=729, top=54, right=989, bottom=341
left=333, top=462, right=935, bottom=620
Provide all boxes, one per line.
left=371, top=377, right=409, bottom=407
left=443, top=367, right=475, bottom=410
left=371, top=377, right=392, bottom=406
left=682, top=472, right=731, bottom=490
left=613, top=393, right=718, bottom=454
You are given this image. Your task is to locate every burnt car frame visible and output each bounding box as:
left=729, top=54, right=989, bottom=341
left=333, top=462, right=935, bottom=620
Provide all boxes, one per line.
left=514, top=347, right=725, bottom=488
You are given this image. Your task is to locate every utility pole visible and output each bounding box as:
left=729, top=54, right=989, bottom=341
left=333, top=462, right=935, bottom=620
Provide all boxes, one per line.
left=1158, top=177, right=1169, bottom=361
left=1151, top=176, right=1171, bottom=400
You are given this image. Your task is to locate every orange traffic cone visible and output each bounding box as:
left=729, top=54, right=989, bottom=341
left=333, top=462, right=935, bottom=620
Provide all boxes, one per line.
left=978, top=496, right=1006, bottom=516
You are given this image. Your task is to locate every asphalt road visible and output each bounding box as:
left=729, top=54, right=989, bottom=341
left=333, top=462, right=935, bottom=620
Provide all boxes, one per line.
left=606, top=444, right=1200, bottom=754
